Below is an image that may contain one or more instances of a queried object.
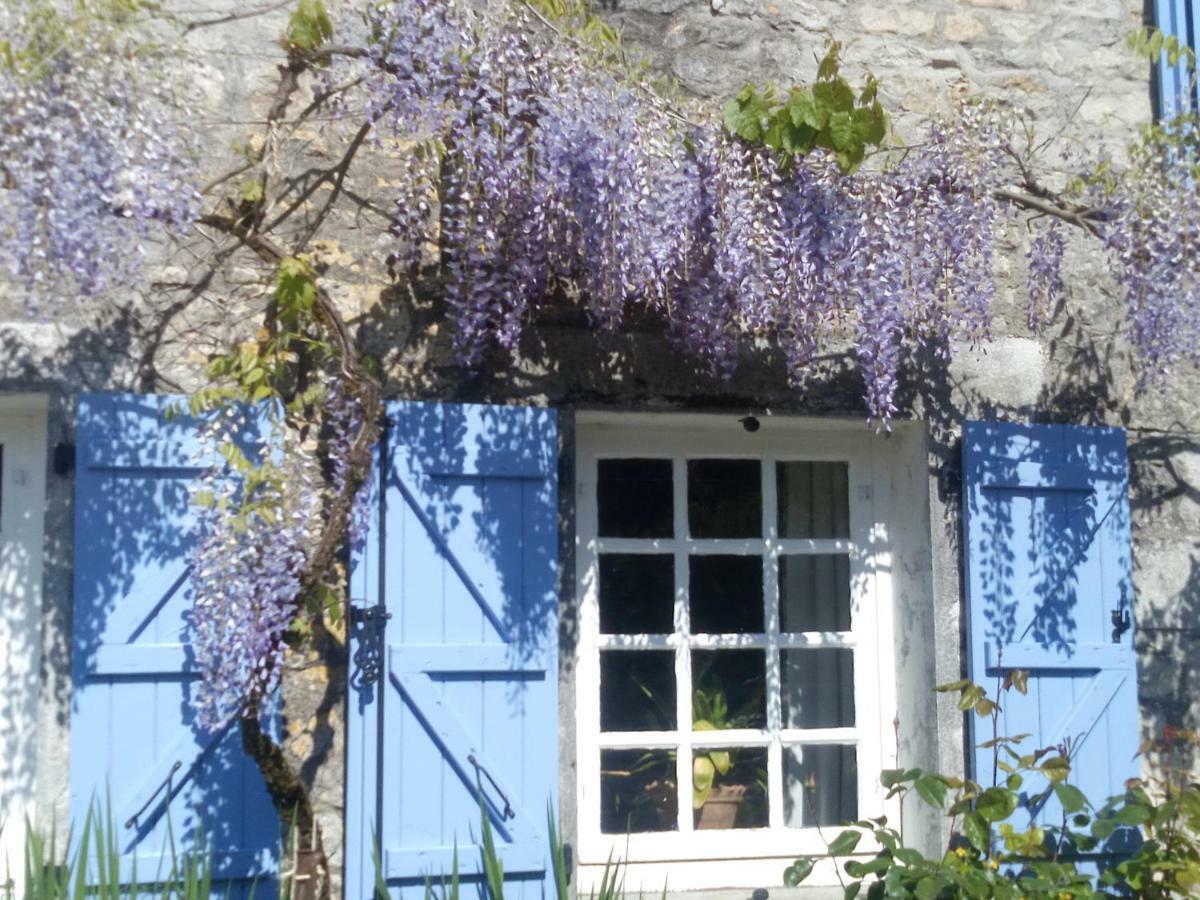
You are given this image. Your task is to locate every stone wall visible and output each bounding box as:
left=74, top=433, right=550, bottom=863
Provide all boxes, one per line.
left=3, top=0, right=1199, bottom=895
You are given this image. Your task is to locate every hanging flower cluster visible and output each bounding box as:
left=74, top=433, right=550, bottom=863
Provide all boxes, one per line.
left=0, top=0, right=197, bottom=312
left=189, top=406, right=321, bottom=727
left=1082, top=135, right=1200, bottom=386
left=1026, top=219, right=1066, bottom=332
left=357, top=0, right=1020, bottom=422
left=356, top=0, right=1200, bottom=421
left=189, top=371, right=369, bottom=727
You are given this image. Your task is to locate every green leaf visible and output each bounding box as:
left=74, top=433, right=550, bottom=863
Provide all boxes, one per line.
left=692, top=755, right=715, bottom=809
left=963, top=812, right=990, bottom=851
left=973, top=698, right=997, bottom=718
left=1006, top=669, right=1029, bottom=695
left=1114, top=802, right=1153, bottom=826
left=286, top=0, right=333, bottom=50
left=914, top=774, right=947, bottom=809
left=836, top=143, right=866, bottom=173
left=788, top=89, right=825, bottom=130
left=976, top=787, right=1018, bottom=823
left=1053, top=783, right=1086, bottom=815
left=845, top=856, right=890, bottom=878
left=1040, top=756, right=1070, bottom=782
left=958, top=684, right=987, bottom=712
left=827, top=110, right=854, bottom=151
left=722, top=88, right=775, bottom=143
left=783, top=859, right=814, bottom=886
left=1091, top=817, right=1117, bottom=840
left=827, top=830, right=862, bottom=856
left=762, top=117, right=787, bottom=152
left=830, top=78, right=855, bottom=110
left=816, top=41, right=841, bottom=80
left=709, top=749, right=733, bottom=776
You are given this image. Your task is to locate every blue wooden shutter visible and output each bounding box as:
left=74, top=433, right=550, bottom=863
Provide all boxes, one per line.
left=963, top=421, right=1139, bottom=822
left=1155, top=0, right=1198, bottom=118
left=71, top=394, right=277, bottom=892
left=346, top=401, right=558, bottom=900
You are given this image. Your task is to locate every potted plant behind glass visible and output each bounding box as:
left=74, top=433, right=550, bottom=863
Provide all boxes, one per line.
left=692, top=686, right=744, bottom=829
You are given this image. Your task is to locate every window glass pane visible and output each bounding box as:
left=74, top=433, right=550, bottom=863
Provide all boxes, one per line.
left=779, top=555, right=851, bottom=632
left=601, top=749, right=678, bottom=833
left=687, top=459, right=761, bottom=538
left=690, top=555, right=763, bottom=634
left=693, top=746, right=768, bottom=830
left=598, top=459, right=673, bottom=538
left=777, top=462, right=849, bottom=539
left=784, top=745, right=857, bottom=827
left=600, top=554, right=675, bottom=634
left=781, top=648, right=855, bottom=728
left=691, top=649, right=766, bottom=729
left=601, top=651, right=676, bottom=731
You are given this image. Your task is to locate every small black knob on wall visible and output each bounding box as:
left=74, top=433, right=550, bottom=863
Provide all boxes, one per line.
left=54, top=442, right=75, bottom=476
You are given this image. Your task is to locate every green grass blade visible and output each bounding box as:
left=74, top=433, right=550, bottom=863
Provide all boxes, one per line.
left=546, top=805, right=568, bottom=900
left=476, top=791, right=504, bottom=900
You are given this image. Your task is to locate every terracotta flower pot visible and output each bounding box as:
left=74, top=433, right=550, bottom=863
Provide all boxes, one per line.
left=696, top=783, right=748, bottom=830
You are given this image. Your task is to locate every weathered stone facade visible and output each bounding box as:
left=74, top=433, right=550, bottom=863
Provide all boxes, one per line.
left=3, top=0, right=1198, bottom=896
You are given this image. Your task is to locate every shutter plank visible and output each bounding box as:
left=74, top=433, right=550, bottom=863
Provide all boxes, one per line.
left=71, top=394, right=278, bottom=895
left=347, top=401, right=558, bottom=900
left=963, top=421, right=1139, bottom=840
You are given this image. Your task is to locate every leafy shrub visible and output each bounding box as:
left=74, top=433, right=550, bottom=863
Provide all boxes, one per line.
left=784, top=675, right=1200, bottom=898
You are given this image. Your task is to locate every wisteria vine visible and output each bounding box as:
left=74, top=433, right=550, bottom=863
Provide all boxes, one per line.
left=3, top=0, right=1198, bottom=734
left=0, top=0, right=197, bottom=311
left=354, top=0, right=1197, bottom=422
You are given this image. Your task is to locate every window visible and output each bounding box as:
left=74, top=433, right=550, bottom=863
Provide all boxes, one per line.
left=1155, top=0, right=1199, bottom=118
left=575, top=415, right=901, bottom=890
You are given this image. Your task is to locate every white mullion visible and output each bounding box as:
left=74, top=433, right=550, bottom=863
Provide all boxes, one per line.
left=763, top=454, right=784, bottom=829
left=682, top=633, right=769, bottom=649
left=672, top=456, right=693, bottom=834
left=597, top=731, right=692, bottom=750
left=775, top=632, right=857, bottom=649
left=774, top=538, right=854, bottom=554
left=779, top=727, right=860, bottom=744
left=685, top=539, right=766, bottom=555
left=596, top=538, right=677, bottom=554
left=596, top=634, right=678, bottom=650
left=602, top=729, right=771, bottom=749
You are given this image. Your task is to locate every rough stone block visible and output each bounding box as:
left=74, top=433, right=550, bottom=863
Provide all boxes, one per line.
left=943, top=12, right=987, bottom=42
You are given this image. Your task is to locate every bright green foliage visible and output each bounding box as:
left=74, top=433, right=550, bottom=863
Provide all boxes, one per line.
left=691, top=686, right=735, bottom=808
left=721, top=42, right=889, bottom=172
left=784, top=678, right=1200, bottom=898
left=0, top=0, right=158, bottom=75
left=285, top=0, right=333, bottom=51
left=522, top=0, right=620, bottom=52
left=1128, top=26, right=1197, bottom=73
left=191, top=256, right=327, bottom=411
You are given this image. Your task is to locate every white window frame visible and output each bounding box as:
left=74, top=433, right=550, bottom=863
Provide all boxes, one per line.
left=574, top=412, right=901, bottom=891
left=0, top=395, right=49, bottom=898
